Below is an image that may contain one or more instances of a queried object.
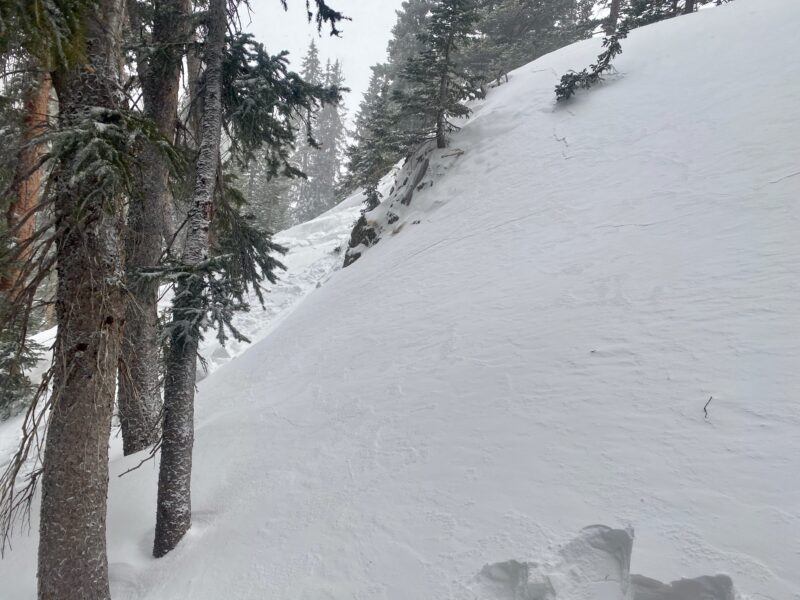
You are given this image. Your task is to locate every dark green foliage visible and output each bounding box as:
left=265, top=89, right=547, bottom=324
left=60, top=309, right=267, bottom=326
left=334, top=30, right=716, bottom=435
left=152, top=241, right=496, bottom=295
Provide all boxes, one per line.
left=0, top=0, right=91, bottom=65
left=222, top=34, right=341, bottom=174
left=555, top=0, right=733, bottom=102
left=395, top=0, right=483, bottom=148
left=0, top=329, right=41, bottom=419
left=618, top=0, right=732, bottom=27
left=343, top=65, right=398, bottom=210
left=223, top=36, right=346, bottom=227
left=238, top=158, right=294, bottom=233
left=555, top=21, right=629, bottom=101
left=385, top=0, right=435, bottom=99
left=293, top=57, right=348, bottom=222
left=343, top=0, right=598, bottom=207
left=469, top=0, right=596, bottom=79
left=147, top=175, right=287, bottom=347
left=277, top=0, right=349, bottom=35
left=316, top=60, right=347, bottom=201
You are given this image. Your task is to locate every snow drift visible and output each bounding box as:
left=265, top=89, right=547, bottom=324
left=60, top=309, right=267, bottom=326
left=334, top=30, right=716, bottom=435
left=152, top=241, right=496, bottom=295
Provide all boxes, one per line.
left=1, top=0, right=799, bottom=598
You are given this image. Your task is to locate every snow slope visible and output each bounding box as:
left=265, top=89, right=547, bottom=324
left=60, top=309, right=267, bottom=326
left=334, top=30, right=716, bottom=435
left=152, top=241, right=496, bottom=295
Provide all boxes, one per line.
left=197, top=191, right=365, bottom=374
left=2, top=0, right=800, bottom=598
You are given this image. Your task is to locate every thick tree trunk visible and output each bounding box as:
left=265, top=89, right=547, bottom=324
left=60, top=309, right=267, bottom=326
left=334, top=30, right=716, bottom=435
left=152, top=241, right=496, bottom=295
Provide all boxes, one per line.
left=153, top=0, right=226, bottom=558
left=37, top=1, right=127, bottom=598
left=1, top=72, right=50, bottom=296
left=684, top=0, right=696, bottom=14
left=605, top=0, right=621, bottom=35
left=119, top=0, right=189, bottom=456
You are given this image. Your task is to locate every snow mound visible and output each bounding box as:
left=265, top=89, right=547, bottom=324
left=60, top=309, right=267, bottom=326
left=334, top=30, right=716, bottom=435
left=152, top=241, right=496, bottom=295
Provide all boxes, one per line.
left=473, top=526, right=740, bottom=600
left=474, top=526, right=634, bottom=600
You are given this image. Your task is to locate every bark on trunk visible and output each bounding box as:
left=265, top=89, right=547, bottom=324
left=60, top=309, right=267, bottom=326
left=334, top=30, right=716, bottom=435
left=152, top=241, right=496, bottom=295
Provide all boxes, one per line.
left=37, top=1, right=127, bottom=598
left=119, top=0, right=189, bottom=456
left=684, top=0, right=696, bottom=14
left=1, top=73, right=50, bottom=296
left=153, top=0, right=226, bottom=558
left=435, top=34, right=454, bottom=150
left=605, top=0, right=622, bottom=35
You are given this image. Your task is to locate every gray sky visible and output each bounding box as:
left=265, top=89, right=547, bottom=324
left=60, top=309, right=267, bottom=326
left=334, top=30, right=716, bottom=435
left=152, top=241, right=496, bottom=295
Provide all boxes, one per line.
left=245, top=0, right=407, bottom=120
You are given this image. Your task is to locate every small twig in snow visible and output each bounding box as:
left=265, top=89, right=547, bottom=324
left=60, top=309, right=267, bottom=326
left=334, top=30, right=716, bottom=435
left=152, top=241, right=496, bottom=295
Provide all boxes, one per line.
left=704, top=396, right=713, bottom=419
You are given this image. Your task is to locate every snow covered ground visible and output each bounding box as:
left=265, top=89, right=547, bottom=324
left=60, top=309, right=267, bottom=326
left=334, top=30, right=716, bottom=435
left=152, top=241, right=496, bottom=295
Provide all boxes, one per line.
left=2, top=0, right=800, bottom=598
left=197, top=190, right=365, bottom=375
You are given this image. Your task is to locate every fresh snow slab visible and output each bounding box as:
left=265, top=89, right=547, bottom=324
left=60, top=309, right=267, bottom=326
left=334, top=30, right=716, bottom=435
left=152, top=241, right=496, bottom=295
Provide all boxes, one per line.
left=2, top=0, right=800, bottom=598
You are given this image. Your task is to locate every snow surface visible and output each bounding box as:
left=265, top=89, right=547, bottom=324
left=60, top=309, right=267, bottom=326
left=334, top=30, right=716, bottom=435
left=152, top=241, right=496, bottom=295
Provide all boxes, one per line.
left=2, top=0, right=800, bottom=597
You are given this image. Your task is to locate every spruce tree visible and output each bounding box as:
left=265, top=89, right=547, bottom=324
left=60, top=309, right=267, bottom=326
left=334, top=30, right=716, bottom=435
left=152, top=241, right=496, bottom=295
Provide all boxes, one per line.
left=291, top=46, right=348, bottom=222
left=344, top=65, right=398, bottom=209
left=396, top=0, right=482, bottom=149
left=39, top=1, right=129, bottom=597
left=468, top=0, right=595, bottom=80
left=154, top=11, right=344, bottom=557
left=240, top=158, right=294, bottom=233
left=385, top=0, right=435, bottom=94
left=0, top=68, right=49, bottom=419
left=314, top=59, right=348, bottom=213
left=119, top=0, right=191, bottom=457
left=292, top=40, right=325, bottom=223
left=620, top=0, right=728, bottom=27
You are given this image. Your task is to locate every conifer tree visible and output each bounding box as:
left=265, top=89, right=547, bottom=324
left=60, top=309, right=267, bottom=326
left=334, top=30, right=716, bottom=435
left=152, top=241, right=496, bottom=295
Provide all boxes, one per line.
left=344, top=65, right=397, bottom=209
left=154, top=7, right=344, bottom=557
left=396, top=0, right=482, bottom=149
left=385, top=0, right=435, bottom=93
left=241, top=158, right=294, bottom=232
left=119, top=0, right=191, bottom=457
left=620, top=0, right=728, bottom=27
left=0, top=68, right=49, bottom=419
left=473, top=0, right=595, bottom=76
left=314, top=59, right=348, bottom=212
left=292, top=40, right=324, bottom=223
left=291, top=45, right=348, bottom=222
left=21, top=0, right=129, bottom=597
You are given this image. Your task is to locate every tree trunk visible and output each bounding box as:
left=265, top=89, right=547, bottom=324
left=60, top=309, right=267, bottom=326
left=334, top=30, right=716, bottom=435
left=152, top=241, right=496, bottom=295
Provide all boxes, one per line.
left=1, top=72, right=50, bottom=296
left=436, top=33, right=454, bottom=150
left=153, top=0, right=226, bottom=558
left=37, top=1, right=127, bottom=598
left=605, top=0, right=621, bottom=35
left=684, top=0, right=696, bottom=14
left=118, top=0, right=189, bottom=456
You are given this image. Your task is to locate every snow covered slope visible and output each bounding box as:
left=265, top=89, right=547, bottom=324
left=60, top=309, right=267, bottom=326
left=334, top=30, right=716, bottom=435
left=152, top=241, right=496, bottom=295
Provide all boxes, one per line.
left=2, top=0, right=799, bottom=598
left=196, top=191, right=365, bottom=375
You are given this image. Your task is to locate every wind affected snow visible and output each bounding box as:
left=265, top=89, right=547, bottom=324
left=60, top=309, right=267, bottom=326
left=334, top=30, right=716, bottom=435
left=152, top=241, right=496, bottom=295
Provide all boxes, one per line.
left=1, top=0, right=799, bottom=598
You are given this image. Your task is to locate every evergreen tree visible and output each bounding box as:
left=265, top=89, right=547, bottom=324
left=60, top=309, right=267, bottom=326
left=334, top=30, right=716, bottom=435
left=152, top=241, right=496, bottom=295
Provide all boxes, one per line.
left=291, top=45, right=348, bottom=222
left=240, top=158, right=294, bottom=232
left=619, top=0, right=730, bottom=27
left=154, top=17, right=343, bottom=557
left=469, top=0, right=595, bottom=78
left=35, top=1, right=129, bottom=596
left=291, top=40, right=324, bottom=223
left=0, top=67, right=49, bottom=419
left=344, top=65, right=398, bottom=209
left=555, top=21, right=629, bottom=101
left=314, top=59, right=348, bottom=212
left=119, top=0, right=191, bottom=457
left=385, top=0, right=435, bottom=95
left=396, top=0, right=482, bottom=149
left=154, top=0, right=231, bottom=558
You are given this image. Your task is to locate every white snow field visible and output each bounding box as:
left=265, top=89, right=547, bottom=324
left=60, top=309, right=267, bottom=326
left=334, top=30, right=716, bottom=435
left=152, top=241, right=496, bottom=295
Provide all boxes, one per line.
left=2, top=0, right=800, bottom=597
